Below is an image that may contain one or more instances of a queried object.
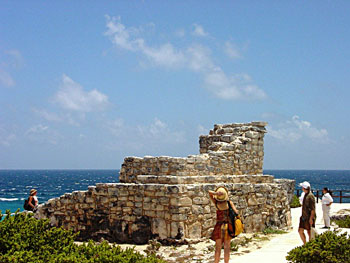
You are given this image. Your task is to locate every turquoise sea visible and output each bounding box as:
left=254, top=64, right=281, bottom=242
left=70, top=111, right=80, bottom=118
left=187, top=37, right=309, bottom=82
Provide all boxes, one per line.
left=1, top=169, right=350, bottom=213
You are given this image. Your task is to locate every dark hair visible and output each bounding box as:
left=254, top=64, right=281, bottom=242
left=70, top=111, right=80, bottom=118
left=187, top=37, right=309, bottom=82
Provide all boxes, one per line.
left=323, top=187, right=333, bottom=196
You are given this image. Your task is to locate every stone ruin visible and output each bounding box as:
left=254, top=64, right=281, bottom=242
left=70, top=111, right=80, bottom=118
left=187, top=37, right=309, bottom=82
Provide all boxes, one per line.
left=36, top=122, right=294, bottom=244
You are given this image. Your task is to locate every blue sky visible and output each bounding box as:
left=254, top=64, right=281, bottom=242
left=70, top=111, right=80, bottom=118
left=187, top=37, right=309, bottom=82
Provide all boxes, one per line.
left=1, top=1, right=349, bottom=169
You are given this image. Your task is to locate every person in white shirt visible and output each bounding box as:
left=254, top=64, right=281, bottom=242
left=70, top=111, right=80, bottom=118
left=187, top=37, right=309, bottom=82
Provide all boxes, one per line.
left=299, top=191, right=305, bottom=205
left=321, top=187, right=333, bottom=229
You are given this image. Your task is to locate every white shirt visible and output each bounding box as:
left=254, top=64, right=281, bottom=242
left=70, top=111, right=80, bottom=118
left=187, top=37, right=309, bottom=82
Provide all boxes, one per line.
left=322, top=193, right=333, bottom=205
left=33, top=196, right=38, bottom=205
left=299, top=192, right=305, bottom=205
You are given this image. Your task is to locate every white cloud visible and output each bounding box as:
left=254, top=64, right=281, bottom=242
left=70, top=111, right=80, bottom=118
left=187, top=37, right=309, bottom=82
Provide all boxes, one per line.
left=0, top=49, right=23, bottom=88
left=105, top=16, right=185, bottom=68
left=175, top=29, right=185, bottom=38
left=54, top=74, right=110, bottom=112
left=224, top=41, right=242, bottom=59
left=0, top=127, right=16, bottom=146
left=192, top=24, right=208, bottom=37
left=105, top=16, right=267, bottom=101
left=32, top=108, right=62, bottom=122
left=197, top=125, right=209, bottom=135
left=103, top=118, right=188, bottom=156
left=204, top=71, right=267, bottom=100
left=142, top=43, right=185, bottom=68
left=186, top=44, right=215, bottom=72
left=0, top=69, right=15, bottom=87
left=5, top=50, right=24, bottom=68
left=268, top=115, right=329, bottom=143
left=25, top=124, right=61, bottom=145
left=108, top=118, right=125, bottom=136
left=25, top=124, right=49, bottom=135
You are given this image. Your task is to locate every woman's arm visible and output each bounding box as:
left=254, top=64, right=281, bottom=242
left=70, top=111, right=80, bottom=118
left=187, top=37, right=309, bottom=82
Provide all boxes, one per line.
left=230, top=201, right=239, bottom=214
left=327, top=194, right=333, bottom=206
left=208, top=190, right=217, bottom=205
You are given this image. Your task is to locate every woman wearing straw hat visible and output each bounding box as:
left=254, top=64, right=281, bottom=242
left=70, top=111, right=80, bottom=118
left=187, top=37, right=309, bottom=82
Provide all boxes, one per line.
left=27, top=189, right=38, bottom=211
left=209, top=187, right=239, bottom=263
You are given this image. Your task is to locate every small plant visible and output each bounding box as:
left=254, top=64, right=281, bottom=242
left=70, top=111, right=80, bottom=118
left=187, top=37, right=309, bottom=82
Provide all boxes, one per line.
left=286, top=230, right=350, bottom=263
left=290, top=195, right=302, bottom=208
left=262, top=227, right=287, bottom=235
left=206, top=245, right=215, bottom=252
left=230, top=242, right=239, bottom=251
left=333, top=217, right=350, bottom=228
left=241, top=236, right=253, bottom=246
left=253, top=235, right=270, bottom=241
left=144, top=239, right=163, bottom=260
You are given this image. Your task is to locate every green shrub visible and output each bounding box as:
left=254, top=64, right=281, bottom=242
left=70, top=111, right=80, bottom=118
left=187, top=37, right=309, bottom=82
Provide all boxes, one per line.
left=286, top=230, right=350, bottom=263
left=290, top=195, right=302, bottom=208
left=262, top=227, right=287, bottom=235
left=0, top=210, right=165, bottom=263
left=333, top=217, right=350, bottom=228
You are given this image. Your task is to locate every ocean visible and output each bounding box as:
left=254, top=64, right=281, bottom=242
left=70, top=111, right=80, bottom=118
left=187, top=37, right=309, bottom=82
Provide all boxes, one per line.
left=1, top=169, right=350, bottom=213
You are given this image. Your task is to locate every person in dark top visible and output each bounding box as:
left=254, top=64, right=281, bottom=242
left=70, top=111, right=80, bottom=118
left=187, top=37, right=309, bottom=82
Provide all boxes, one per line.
left=209, top=187, right=239, bottom=263
left=298, top=181, right=316, bottom=244
left=27, top=189, right=38, bottom=211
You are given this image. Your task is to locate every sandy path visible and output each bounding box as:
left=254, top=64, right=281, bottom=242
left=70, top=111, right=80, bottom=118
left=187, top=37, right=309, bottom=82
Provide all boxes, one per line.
left=231, top=203, right=350, bottom=263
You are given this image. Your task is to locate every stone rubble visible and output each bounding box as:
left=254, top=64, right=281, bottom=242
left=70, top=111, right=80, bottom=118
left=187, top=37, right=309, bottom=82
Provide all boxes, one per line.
left=36, top=122, right=294, bottom=244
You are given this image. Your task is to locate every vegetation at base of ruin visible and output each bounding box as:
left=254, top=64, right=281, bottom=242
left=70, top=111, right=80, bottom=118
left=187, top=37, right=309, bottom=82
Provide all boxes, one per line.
left=144, top=240, right=164, bottom=260
left=332, top=217, right=350, bottom=228
left=230, top=242, right=239, bottom=251
left=290, top=195, right=302, bottom=208
left=0, top=210, right=165, bottom=263
left=262, top=227, right=288, bottom=235
left=286, top=230, right=350, bottom=263
left=252, top=233, right=270, bottom=241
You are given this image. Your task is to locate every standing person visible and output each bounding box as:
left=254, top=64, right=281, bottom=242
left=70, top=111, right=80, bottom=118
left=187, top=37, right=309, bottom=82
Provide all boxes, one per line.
left=209, top=187, right=239, bottom=263
left=321, top=187, right=333, bottom=229
left=298, top=181, right=316, bottom=244
left=27, top=189, right=38, bottom=211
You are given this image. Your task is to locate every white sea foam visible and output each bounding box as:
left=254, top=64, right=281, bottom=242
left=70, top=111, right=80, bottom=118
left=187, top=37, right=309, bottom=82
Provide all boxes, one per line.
left=0, top=198, right=19, bottom=202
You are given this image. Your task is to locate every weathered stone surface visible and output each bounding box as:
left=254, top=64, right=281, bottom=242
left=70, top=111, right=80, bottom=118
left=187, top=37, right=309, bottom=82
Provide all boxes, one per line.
left=330, top=209, right=350, bottom=220
left=35, top=122, right=293, bottom=244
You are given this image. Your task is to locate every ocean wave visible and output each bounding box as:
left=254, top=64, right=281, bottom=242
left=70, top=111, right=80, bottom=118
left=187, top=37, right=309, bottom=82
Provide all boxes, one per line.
left=0, top=198, right=19, bottom=202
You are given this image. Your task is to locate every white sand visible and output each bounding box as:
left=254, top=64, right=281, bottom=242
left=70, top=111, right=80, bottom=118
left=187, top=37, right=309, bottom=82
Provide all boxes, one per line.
left=231, top=203, right=350, bottom=263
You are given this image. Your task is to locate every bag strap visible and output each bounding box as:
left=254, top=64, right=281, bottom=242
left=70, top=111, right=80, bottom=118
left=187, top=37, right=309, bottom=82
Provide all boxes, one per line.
left=227, top=201, right=238, bottom=217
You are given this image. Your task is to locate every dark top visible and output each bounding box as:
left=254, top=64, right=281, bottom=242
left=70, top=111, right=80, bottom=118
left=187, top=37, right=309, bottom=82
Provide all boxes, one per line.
left=302, top=192, right=316, bottom=220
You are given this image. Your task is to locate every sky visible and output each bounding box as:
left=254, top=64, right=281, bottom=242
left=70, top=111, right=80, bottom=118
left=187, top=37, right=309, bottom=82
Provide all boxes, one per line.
left=0, top=1, right=350, bottom=170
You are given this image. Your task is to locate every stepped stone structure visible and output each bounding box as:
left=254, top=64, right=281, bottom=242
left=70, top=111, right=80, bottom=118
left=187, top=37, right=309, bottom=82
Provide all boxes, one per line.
left=36, top=122, right=294, bottom=244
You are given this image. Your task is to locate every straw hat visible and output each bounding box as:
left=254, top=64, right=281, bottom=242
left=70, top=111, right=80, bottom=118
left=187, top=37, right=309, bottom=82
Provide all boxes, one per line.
left=213, top=187, right=229, bottom=201
left=212, top=187, right=230, bottom=210
left=30, top=189, right=37, bottom=195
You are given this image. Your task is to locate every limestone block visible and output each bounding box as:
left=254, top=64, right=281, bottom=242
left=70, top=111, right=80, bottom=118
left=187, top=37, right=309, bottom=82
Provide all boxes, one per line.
left=178, top=197, right=192, bottom=206
left=192, top=205, right=203, bottom=214
left=144, top=210, right=156, bottom=217
left=188, top=222, right=202, bottom=239
left=193, top=197, right=209, bottom=205
left=171, top=214, right=188, bottom=221
left=152, top=218, right=167, bottom=239
left=170, top=221, right=185, bottom=239
left=178, top=207, right=191, bottom=214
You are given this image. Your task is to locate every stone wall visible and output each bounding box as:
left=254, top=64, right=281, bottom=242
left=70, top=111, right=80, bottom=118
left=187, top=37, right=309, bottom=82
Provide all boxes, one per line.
left=35, top=122, right=294, bottom=244
left=274, top=179, right=295, bottom=204
left=120, top=122, right=267, bottom=183
left=36, top=178, right=292, bottom=244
